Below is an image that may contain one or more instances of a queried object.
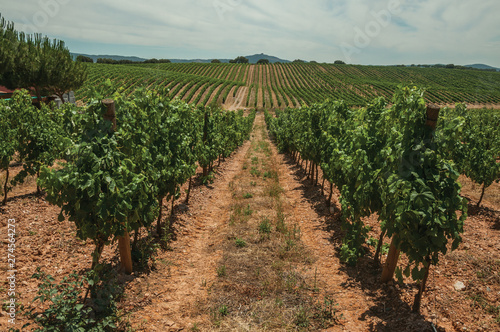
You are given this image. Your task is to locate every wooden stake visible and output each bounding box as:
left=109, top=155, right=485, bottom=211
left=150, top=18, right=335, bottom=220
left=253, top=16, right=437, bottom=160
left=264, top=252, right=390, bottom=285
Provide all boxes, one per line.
left=2, top=168, right=9, bottom=205
left=102, top=99, right=117, bottom=130
left=118, top=230, right=133, bottom=274
left=102, top=99, right=133, bottom=274
left=381, top=236, right=400, bottom=283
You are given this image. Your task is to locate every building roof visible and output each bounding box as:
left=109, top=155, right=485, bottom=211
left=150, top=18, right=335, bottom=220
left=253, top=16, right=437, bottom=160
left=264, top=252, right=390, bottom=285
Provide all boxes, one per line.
left=0, top=85, right=15, bottom=94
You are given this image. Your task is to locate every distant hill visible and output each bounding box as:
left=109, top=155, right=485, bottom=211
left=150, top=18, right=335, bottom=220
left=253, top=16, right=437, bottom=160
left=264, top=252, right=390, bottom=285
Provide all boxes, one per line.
left=465, top=64, right=499, bottom=71
left=71, top=53, right=290, bottom=64
left=168, top=54, right=290, bottom=64
left=71, top=53, right=146, bottom=62
left=244, top=53, right=290, bottom=64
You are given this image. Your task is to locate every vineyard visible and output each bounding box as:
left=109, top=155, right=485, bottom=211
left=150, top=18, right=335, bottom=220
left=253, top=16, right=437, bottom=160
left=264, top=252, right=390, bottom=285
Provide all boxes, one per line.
left=2, top=82, right=500, bottom=331
left=76, top=62, right=500, bottom=109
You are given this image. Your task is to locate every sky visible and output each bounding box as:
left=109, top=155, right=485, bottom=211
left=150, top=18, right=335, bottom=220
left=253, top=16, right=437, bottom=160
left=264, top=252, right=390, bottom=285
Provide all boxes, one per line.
left=1, top=0, right=499, bottom=67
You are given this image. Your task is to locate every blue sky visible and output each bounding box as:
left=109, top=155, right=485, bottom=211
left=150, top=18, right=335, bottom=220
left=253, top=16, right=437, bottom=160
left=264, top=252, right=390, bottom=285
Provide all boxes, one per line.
left=2, top=0, right=499, bottom=67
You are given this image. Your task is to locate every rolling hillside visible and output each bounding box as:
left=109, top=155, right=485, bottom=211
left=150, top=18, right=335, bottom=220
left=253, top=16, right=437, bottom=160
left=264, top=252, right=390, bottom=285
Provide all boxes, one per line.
left=76, top=62, right=500, bottom=109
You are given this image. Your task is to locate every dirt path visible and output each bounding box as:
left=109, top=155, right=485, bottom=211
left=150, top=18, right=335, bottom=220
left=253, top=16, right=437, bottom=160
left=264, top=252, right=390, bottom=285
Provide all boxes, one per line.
left=223, top=86, right=248, bottom=111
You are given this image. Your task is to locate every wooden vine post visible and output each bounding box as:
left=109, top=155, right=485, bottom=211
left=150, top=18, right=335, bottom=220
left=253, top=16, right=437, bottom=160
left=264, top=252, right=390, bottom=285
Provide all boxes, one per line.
left=102, top=99, right=133, bottom=274
left=381, top=104, right=440, bottom=284
left=412, top=104, right=440, bottom=312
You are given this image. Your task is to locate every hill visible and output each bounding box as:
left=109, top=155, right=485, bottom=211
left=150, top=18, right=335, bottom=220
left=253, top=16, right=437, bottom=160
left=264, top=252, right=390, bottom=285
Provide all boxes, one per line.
left=153, top=54, right=290, bottom=64
left=465, top=64, right=499, bottom=71
left=75, top=62, right=500, bottom=109
left=71, top=53, right=290, bottom=64
left=244, top=53, right=290, bottom=64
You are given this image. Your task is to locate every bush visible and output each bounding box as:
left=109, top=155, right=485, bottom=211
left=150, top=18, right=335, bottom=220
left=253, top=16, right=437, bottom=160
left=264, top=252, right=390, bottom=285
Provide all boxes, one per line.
left=18, top=268, right=119, bottom=332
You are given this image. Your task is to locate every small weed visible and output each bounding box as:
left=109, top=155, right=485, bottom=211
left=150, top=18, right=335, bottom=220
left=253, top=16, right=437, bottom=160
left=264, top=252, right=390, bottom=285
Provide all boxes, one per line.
left=259, top=218, right=272, bottom=234
left=313, top=297, right=343, bottom=328
left=235, top=238, right=247, bottom=248
left=17, top=268, right=120, bottom=331
left=276, top=210, right=287, bottom=234
left=267, top=182, right=283, bottom=197
left=233, top=205, right=243, bottom=216
left=244, top=204, right=253, bottom=216
left=251, top=156, right=259, bottom=165
left=243, top=193, right=253, bottom=199
left=250, top=167, right=261, bottom=177
left=255, top=140, right=271, bottom=156
left=263, top=170, right=278, bottom=180
left=191, top=323, right=200, bottom=331
left=285, top=238, right=296, bottom=251
left=219, top=305, right=228, bottom=316
left=295, top=306, right=311, bottom=328
left=217, top=265, right=226, bottom=277
left=29, top=230, right=37, bottom=236
left=242, top=163, right=248, bottom=170
left=250, top=181, right=257, bottom=187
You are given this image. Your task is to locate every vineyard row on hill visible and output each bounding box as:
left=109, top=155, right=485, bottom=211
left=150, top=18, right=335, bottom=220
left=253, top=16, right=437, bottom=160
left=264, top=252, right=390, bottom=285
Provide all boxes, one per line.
left=75, top=63, right=500, bottom=109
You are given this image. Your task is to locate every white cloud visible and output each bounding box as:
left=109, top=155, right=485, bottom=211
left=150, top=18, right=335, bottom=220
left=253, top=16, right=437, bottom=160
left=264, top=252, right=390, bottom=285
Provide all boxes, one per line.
left=1, top=0, right=499, bottom=66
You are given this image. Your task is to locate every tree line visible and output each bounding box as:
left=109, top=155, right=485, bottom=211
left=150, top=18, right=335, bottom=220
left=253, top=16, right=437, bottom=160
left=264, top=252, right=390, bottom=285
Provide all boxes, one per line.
left=0, top=15, right=86, bottom=105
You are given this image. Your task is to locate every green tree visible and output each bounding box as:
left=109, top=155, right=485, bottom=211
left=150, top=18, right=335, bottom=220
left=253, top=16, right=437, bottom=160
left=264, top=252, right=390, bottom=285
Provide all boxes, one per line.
left=50, top=53, right=88, bottom=103
left=211, top=59, right=221, bottom=63
left=233, top=56, right=249, bottom=64
left=0, top=18, right=87, bottom=105
left=257, top=59, right=269, bottom=64
left=97, top=58, right=118, bottom=64
left=0, top=15, right=17, bottom=79
left=334, top=60, right=346, bottom=65
left=76, top=55, right=93, bottom=63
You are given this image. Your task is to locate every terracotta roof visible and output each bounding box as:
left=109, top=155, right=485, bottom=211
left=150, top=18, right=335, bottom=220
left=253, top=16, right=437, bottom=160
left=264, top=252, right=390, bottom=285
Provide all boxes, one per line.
left=0, top=85, right=15, bottom=94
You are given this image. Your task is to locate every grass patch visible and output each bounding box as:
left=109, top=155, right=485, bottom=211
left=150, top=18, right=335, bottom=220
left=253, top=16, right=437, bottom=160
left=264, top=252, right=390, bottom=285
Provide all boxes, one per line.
left=243, top=192, right=253, bottom=199
left=235, top=238, right=247, bottom=248
left=259, top=218, right=272, bottom=235
left=250, top=166, right=261, bottom=177
left=244, top=204, right=253, bottom=216
left=267, top=182, right=283, bottom=198
left=217, top=265, right=227, bottom=277
left=263, top=170, right=278, bottom=180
